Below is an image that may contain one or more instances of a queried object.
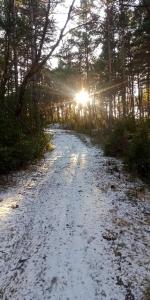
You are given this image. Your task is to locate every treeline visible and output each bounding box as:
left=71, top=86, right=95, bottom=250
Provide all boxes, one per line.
left=49, top=0, right=150, bottom=179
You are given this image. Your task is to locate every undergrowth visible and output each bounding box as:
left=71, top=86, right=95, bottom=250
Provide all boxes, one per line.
left=0, top=96, right=52, bottom=174
left=103, top=118, right=150, bottom=180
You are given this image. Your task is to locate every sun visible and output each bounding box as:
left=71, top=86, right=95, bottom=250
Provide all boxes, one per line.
left=75, top=89, right=90, bottom=106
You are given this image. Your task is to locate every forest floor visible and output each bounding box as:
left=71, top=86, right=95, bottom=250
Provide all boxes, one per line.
left=0, top=129, right=149, bottom=300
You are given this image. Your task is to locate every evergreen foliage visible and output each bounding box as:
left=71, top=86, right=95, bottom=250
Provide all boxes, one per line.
left=104, top=119, right=150, bottom=179
left=0, top=0, right=75, bottom=173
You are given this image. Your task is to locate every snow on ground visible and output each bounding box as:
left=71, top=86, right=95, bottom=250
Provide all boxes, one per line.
left=0, top=129, right=149, bottom=300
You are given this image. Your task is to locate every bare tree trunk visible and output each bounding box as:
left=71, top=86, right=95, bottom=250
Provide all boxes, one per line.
left=0, top=34, right=10, bottom=99
left=130, top=76, right=135, bottom=118
left=119, top=0, right=126, bottom=118
left=0, top=0, right=12, bottom=99
left=138, top=76, right=143, bottom=119
left=106, top=0, right=113, bottom=122
left=12, top=2, right=18, bottom=98
left=147, top=72, right=150, bottom=117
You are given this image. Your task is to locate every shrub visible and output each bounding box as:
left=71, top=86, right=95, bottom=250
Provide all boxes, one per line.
left=103, top=118, right=136, bottom=157
left=0, top=96, right=51, bottom=174
left=103, top=118, right=150, bottom=180
left=0, top=132, right=50, bottom=173
left=125, top=127, right=150, bottom=178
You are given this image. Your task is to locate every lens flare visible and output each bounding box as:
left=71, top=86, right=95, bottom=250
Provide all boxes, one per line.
left=75, top=90, right=90, bottom=106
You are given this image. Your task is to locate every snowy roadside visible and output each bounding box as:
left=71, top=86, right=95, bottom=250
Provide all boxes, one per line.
left=0, top=129, right=149, bottom=300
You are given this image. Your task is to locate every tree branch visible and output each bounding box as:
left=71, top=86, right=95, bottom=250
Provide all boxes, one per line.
left=36, top=0, right=51, bottom=61
left=62, top=17, right=100, bottom=38
left=38, top=0, right=76, bottom=69
left=122, top=0, right=150, bottom=14
left=16, top=0, right=76, bottom=116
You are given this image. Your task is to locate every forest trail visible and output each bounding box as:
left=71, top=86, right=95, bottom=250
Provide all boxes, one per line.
left=0, top=129, right=149, bottom=300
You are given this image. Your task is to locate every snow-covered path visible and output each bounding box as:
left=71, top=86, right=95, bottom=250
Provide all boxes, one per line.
left=0, top=130, right=149, bottom=300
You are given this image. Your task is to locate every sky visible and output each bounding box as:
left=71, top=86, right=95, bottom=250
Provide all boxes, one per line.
left=50, top=0, right=105, bottom=68
left=50, top=0, right=80, bottom=68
